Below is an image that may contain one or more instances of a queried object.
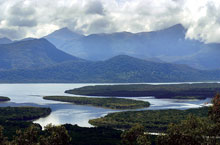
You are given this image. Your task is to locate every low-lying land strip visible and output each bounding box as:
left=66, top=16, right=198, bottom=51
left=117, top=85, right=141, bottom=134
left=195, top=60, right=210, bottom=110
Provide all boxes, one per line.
left=65, top=83, right=220, bottom=99
left=0, top=96, right=10, bottom=102
left=89, top=107, right=209, bottom=132
left=0, top=107, right=51, bottom=121
left=43, top=96, right=150, bottom=109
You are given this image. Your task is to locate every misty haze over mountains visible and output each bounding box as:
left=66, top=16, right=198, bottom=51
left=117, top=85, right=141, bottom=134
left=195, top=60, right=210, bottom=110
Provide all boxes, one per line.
left=0, top=24, right=220, bottom=83
left=44, top=24, right=220, bottom=70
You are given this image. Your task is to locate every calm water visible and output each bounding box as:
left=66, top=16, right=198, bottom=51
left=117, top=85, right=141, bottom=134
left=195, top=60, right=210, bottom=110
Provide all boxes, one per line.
left=0, top=83, right=213, bottom=127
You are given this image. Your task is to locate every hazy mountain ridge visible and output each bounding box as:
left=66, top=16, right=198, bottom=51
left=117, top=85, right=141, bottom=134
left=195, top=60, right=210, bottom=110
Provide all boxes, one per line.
left=174, top=43, right=220, bottom=70
left=0, top=55, right=219, bottom=83
left=44, top=24, right=220, bottom=70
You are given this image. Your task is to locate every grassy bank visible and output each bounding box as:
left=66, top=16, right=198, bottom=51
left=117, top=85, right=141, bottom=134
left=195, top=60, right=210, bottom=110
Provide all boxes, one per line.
left=43, top=96, right=150, bottom=109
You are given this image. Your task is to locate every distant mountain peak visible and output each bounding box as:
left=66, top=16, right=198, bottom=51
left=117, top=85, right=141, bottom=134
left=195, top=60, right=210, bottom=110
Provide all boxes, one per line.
left=44, top=27, right=84, bottom=47
left=0, top=37, right=10, bottom=40
left=110, top=55, right=135, bottom=59
left=162, top=24, right=186, bottom=34
left=173, top=23, right=186, bottom=30
left=59, top=27, right=69, bottom=31
left=0, top=37, right=12, bottom=44
left=49, top=27, right=83, bottom=37
left=16, top=37, right=37, bottom=42
left=106, top=55, right=143, bottom=62
left=171, top=24, right=185, bottom=29
left=54, top=27, right=72, bottom=33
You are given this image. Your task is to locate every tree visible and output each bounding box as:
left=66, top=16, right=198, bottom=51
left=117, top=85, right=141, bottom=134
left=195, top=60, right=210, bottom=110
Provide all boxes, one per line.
left=121, top=124, right=150, bottom=145
left=0, top=126, right=8, bottom=145
left=12, top=124, right=41, bottom=145
left=11, top=124, right=71, bottom=145
left=209, top=93, right=220, bottom=123
left=157, top=94, right=220, bottom=145
left=136, top=135, right=151, bottom=145
left=40, top=124, right=71, bottom=145
left=157, top=115, right=208, bottom=145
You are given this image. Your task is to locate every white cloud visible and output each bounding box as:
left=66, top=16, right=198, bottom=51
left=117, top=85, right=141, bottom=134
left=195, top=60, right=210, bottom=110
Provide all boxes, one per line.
left=0, top=0, right=220, bottom=43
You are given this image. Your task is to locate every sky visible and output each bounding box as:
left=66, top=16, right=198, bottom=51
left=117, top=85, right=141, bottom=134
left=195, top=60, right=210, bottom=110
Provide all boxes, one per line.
left=0, top=0, right=220, bottom=43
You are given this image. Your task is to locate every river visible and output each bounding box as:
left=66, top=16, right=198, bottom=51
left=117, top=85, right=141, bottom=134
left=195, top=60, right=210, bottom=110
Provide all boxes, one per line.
left=0, top=83, right=213, bottom=127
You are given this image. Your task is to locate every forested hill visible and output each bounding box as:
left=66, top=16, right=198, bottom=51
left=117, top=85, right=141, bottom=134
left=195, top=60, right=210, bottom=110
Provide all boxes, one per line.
left=0, top=38, right=83, bottom=70
left=0, top=55, right=220, bottom=83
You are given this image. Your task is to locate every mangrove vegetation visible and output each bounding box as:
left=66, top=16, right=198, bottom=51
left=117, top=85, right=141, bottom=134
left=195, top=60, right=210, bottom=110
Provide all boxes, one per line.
left=0, top=96, right=10, bottom=102
left=43, top=96, right=150, bottom=109
left=65, top=83, right=220, bottom=99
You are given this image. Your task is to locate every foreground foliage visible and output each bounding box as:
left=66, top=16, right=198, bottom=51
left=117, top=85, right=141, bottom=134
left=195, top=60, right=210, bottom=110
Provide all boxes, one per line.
left=1, top=124, right=71, bottom=145
left=63, top=124, right=122, bottom=145
left=157, top=116, right=211, bottom=145
left=44, top=96, right=150, bottom=109
left=121, top=124, right=151, bottom=145
left=157, top=94, right=220, bottom=145
left=0, top=124, right=122, bottom=145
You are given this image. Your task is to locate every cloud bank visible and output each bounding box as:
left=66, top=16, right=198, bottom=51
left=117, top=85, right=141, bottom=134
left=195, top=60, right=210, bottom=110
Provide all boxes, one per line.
left=0, top=0, right=219, bottom=43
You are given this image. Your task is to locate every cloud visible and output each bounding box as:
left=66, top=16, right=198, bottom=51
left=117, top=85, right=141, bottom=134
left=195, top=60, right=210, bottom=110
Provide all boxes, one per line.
left=7, top=2, right=37, bottom=27
left=87, top=18, right=116, bottom=34
left=85, top=1, right=105, bottom=15
left=7, top=17, right=37, bottom=27
left=9, top=2, right=35, bottom=16
left=0, top=28, right=26, bottom=39
left=0, top=0, right=220, bottom=43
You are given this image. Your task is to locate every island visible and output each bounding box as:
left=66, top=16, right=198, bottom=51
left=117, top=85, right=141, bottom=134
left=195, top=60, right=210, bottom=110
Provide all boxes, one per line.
left=65, top=83, right=220, bottom=99
left=89, top=107, right=209, bottom=132
left=43, top=96, right=150, bottom=109
left=0, top=96, right=10, bottom=102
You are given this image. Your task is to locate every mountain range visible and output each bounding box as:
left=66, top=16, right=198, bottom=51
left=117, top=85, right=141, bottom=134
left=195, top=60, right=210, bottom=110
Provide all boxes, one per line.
left=0, top=24, right=220, bottom=83
left=44, top=24, right=220, bottom=70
